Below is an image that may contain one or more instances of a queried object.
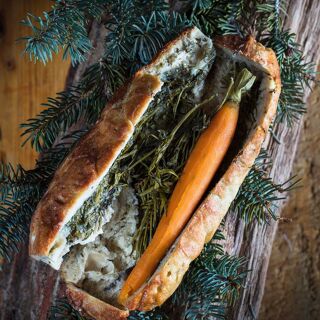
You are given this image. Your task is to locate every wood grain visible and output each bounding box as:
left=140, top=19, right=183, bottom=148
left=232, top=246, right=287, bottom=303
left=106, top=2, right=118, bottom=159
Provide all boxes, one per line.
left=0, top=0, right=70, bottom=169
left=260, top=71, right=320, bottom=319
left=0, top=19, right=107, bottom=320
left=224, top=1, right=320, bottom=319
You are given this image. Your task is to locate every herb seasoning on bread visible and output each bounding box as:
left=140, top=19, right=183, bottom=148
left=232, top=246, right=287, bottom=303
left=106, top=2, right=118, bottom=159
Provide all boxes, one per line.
left=29, top=27, right=280, bottom=319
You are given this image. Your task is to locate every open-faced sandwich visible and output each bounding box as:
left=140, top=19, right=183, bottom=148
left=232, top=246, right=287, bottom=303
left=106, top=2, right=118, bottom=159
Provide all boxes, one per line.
left=29, top=27, right=280, bottom=319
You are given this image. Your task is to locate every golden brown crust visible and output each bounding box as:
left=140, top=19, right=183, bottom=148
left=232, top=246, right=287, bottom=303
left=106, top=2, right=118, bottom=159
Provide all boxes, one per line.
left=29, top=72, right=162, bottom=257
left=29, top=27, right=281, bottom=318
left=66, top=284, right=129, bottom=320
left=29, top=26, right=211, bottom=262
left=123, top=35, right=281, bottom=310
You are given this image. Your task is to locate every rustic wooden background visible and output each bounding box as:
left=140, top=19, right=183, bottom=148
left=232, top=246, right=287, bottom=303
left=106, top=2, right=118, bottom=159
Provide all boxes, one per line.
left=260, top=66, right=320, bottom=319
left=0, top=1, right=319, bottom=319
left=0, top=0, right=70, bottom=169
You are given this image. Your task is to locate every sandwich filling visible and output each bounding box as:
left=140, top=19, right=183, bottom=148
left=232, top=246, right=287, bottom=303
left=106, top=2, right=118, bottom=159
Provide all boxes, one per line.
left=61, top=70, right=212, bottom=306
left=61, top=58, right=262, bottom=309
left=59, top=33, right=219, bottom=306
left=46, top=29, right=214, bottom=270
left=48, top=29, right=265, bottom=308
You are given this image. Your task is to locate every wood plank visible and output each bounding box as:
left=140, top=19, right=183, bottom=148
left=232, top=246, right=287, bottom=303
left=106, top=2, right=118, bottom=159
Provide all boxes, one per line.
left=0, top=0, right=70, bottom=169
left=0, top=20, right=106, bottom=320
left=260, top=70, right=320, bottom=319
left=225, top=1, right=320, bottom=319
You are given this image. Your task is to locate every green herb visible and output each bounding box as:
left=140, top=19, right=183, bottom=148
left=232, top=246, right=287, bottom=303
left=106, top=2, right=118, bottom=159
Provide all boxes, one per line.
left=66, top=178, right=110, bottom=242
left=111, top=75, right=210, bottom=255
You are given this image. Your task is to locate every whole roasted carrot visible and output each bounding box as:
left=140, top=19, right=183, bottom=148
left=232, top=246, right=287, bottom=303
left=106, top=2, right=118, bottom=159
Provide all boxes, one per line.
left=119, top=68, right=256, bottom=304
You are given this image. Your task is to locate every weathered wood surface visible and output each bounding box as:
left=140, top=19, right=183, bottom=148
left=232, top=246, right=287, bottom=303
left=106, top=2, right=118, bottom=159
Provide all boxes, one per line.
left=225, top=1, right=320, bottom=319
left=0, top=1, right=319, bottom=319
left=260, top=3, right=320, bottom=313
left=0, top=0, right=70, bottom=170
left=0, top=18, right=108, bottom=320
left=260, top=68, right=320, bottom=320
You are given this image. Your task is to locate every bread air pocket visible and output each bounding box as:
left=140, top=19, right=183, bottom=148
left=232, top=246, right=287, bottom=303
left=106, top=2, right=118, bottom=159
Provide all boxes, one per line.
left=29, top=27, right=280, bottom=319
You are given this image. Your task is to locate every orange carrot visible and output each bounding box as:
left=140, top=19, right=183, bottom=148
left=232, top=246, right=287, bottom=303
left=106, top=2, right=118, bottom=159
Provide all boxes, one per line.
left=118, top=68, right=256, bottom=305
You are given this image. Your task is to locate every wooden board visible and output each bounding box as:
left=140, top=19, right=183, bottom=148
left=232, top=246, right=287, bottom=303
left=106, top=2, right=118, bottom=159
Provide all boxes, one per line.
left=260, top=67, right=320, bottom=319
left=0, top=0, right=70, bottom=169
left=225, top=1, right=320, bottom=319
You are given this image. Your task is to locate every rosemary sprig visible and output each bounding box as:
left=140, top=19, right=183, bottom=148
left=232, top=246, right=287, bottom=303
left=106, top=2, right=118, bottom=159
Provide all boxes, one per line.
left=105, top=76, right=210, bottom=255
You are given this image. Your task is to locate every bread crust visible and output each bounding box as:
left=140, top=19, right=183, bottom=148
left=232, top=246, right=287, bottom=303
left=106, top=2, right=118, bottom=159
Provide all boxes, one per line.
left=29, top=26, right=209, bottom=261
left=123, top=35, right=281, bottom=310
left=29, top=72, right=162, bottom=258
left=29, top=27, right=280, bottom=319
left=66, top=283, right=129, bottom=320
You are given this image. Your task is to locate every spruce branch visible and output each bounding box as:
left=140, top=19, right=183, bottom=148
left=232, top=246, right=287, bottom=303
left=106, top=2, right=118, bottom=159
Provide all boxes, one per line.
left=0, top=163, right=43, bottom=202
left=0, top=201, right=34, bottom=262
left=233, top=150, right=300, bottom=224
left=133, top=0, right=169, bottom=14
left=171, top=238, right=247, bottom=320
left=0, top=163, right=49, bottom=262
left=0, top=131, right=85, bottom=263
left=191, top=0, right=315, bottom=125
left=20, top=0, right=108, bottom=65
left=48, top=298, right=86, bottom=320
left=129, top=309, right=169, bottom=320
left=20, top=61, right=124, bottom=152
left=104, top=3, right=189, bottom=68
left=131, top=13, right=168, bottom=65
left=22, top=5, right=188, bottom=153
left=266, top=30, right=315, bottom=125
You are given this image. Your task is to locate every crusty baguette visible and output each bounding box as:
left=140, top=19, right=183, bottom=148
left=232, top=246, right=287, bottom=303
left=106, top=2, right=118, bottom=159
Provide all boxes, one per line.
left=29, top=27, right=280, bottom=319
left=64, top=34, right=280, bottom=318
left=67, top=284, right=129, bottom=320
left=29, top=72, right=162, bottom=267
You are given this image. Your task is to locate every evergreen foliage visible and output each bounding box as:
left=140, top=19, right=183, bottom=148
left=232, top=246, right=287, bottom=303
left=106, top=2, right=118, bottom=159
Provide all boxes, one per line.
left=21, top=0, right=108, bottom=65
left=233, top=150, right=300, bottom=223
left=21, top=61, right=124, bottom=152
left=0, top=131, right=85, bottom=261
left=168, top=230, right=247, bottom=320
left=0, top=0, right=315, bottom=319
left=189, top=0, right=315, bottom=124
left=129, top=309, right=169, bottom=320
left=48, top=298, right=86, bottom=319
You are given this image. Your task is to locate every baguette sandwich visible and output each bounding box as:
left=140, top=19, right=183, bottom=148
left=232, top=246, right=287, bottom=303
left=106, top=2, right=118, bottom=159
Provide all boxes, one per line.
left=29, top=27, right=280, bottom=319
